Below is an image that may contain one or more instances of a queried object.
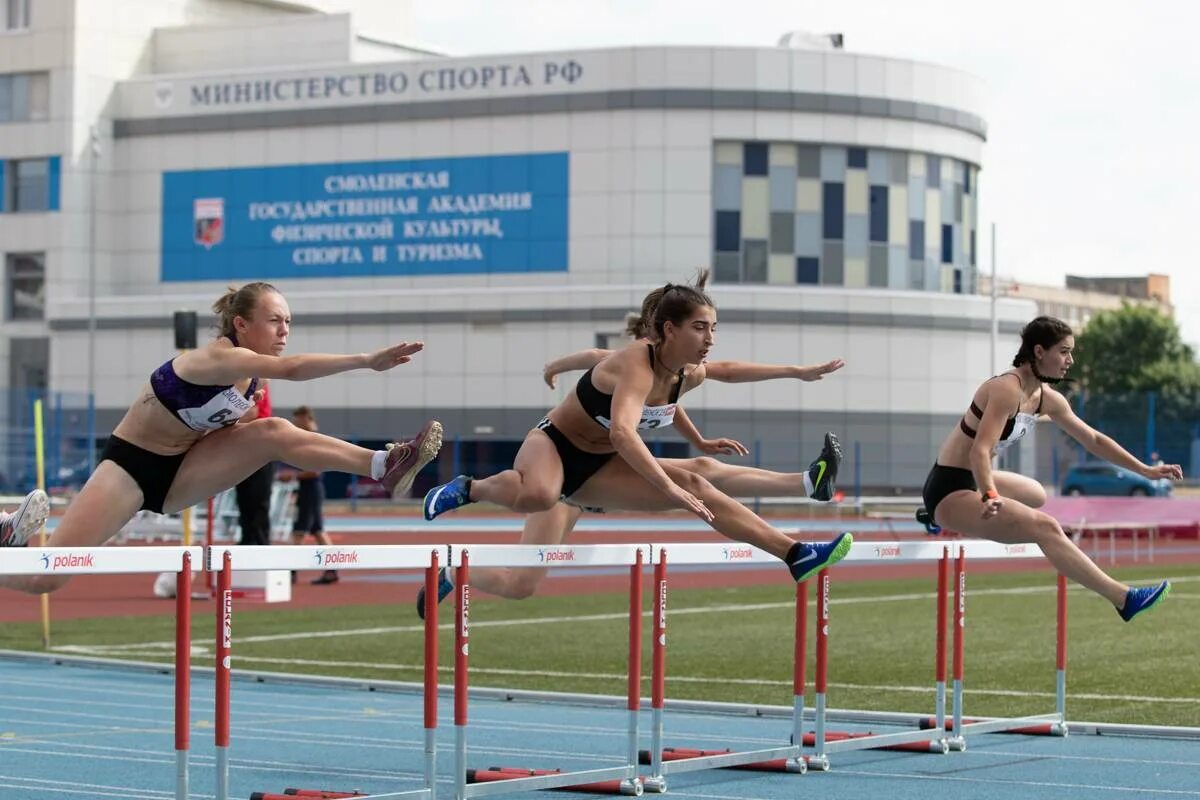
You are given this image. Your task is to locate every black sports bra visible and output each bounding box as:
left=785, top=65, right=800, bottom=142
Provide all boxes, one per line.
left=959, top=373, right=1043, bottom=452
left=575, top=344, right=685, bottom=431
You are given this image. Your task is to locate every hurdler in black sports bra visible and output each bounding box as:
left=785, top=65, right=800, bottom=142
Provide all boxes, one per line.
left=959, top=373, right=1043, bottom=454
left=575, top=344, right=685, bottom=431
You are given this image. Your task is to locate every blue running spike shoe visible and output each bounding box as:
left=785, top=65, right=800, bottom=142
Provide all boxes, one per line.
left=786, top=531, right=854, bottom=582
left=416, top=566, right=455, bottom=620
left=0, top=489, right=50, bottom=548
left=1118, top=581, right=1170, bottom=622
left=916, top=507, right=942, bottom=535
left=423, top=475, right=474, bottom=521
left=807, top=433, right=842, bottom=502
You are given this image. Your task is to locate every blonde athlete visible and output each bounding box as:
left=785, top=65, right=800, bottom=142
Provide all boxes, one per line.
left=0, top=282, right=442, bottom=594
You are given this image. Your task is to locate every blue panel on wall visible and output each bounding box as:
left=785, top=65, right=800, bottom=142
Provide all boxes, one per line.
left=909, top=220, right=924, bottom=260
left=47, top=156, right=60, bottom=211
left=0, top=160, right=5, bottom=212
left=941, top=223, right=953, bottom=264
left=743, top=143, right=768, bottom=176
left=713, top=164, right=742, bottom=210
left=715, top=210, right=741, bottom=252
left=822, top=182, right=844, bottom=239
left=796, top=256, right=819, bottom=284
left=160, top=152, right=569, bottom=281
left=847, top=147, right=867, bottom=168
left=869, top=185, right=888, bottom=242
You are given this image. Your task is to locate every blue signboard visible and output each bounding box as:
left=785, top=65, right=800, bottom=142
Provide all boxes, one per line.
left=161, top=152, right=568, bottom=281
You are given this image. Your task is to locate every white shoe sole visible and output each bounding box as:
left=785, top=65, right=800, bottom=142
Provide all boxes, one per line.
left=11, top=489, right=50, bottom=547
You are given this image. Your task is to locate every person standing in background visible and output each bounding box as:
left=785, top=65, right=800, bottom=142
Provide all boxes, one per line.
left=284, top=406, right=338, bottom=584
left=235, top=381, right=274, bottom=546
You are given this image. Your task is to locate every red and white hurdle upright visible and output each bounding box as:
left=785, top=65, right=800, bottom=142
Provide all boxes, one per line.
left=0, top=545, right=202, bottom=800
left=451, top=543, right=648, bottom=800
left=208, top=544, right=443, bottom=800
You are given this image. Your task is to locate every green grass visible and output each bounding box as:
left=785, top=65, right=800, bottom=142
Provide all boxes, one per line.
left=3, top=564, right=1197, bottom=727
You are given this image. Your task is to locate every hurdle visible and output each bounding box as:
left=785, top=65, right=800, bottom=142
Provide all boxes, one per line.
left=451, top=543, right=648, bottom=799
left=806, top=539, right=1066, bottom=769
left=208, top=545, right=442, bottom=800
left=640, top=543, right=807, bottom=794
left=0, top=545, right=201, bottom=799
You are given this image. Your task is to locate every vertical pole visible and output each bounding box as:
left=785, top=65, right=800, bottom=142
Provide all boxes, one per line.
left=1055, top=572, right=1069, bottom=736
left=811, top=569, right=830, bottom=771
left=87, top=126, right=99, bottom=474
left=790, top=580, right=808, bottom=770
left=205, top=497, right=215, bottom=593
left=454, top=552, right=470, bottom=800
left=33, top=398, right=50, bottom=648
left=624, top=549, right=644, bottom=793
left=174, top=552, right=192, bottom=800
left=935, top=547, right=948, bottom=731
left=215, top=552, right=232, bottom=800
left=948, top=547, right=966, bottom=751
left=990, top=221, right=998, bottom=376
left=646, top=552, right=668, bottom=793
left=424, top=551, right=440, bottom=800
left=853, top=441, right=861, bottom=500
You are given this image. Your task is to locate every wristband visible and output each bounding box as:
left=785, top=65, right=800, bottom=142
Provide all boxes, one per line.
left=981, top=489, right=999, bottom=503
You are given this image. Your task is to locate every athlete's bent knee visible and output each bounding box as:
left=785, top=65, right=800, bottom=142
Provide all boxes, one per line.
left=513, top=488, right=558, bottom=513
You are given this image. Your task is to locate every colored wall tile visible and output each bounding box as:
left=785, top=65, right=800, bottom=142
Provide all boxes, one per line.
left=822, top=182, right=844, bottom=239
left=926, top=155, right=941, bottom=187
left=845, top=214, right=868, bottom=259
left=845, top=170, right=868, bottom=214
left=768, top=253, right=794, bottom=284
left=868, top=244, right=888, bottom=287
left=822, top=241, right=844, bottom=285
left=714, top=142, right=742, bottom=166
left=744, top=142, right=768, bottom=176
left=888, top=151, right=908, bottom=185
left=867, top=149, right=890, bottom=185
left=796, top=145, right=821, bottom=178
left=713, top=164, right=742, bottom=210
left=795, top=177, right=821, bottom=212
left=941, top=223, right=953, bottom=264
left=820, top=146, right=846, bottom=181
left=741, top=177, right=769, bottom=237
left=794, top=212, right=821, bottom=256
left=888, top=245, right=907, bottom=289
left=924, top=189, right=940, bottom=250
left=908, top=220, right=924, bottom=260
left=769, top=164, right=797, bottom=211
left=769, top=143, right=797, bottom=166
left=888, top=185, right=908, bottom=245
left=743, top=239, right=768, bottom=282
left=907, top=176, right=925, bottom=219
left=770, top=211, right=794, bottom=253
left=715, top=251, right=740, bottom=282
left=869, top=185, right=888, bottom=242
left=796, top=256, right=819, bottom=284
left=714, top=210, right=741, bottom=252
left=845, top=257, right=868, bottom=287
left=908, top=152, right=925, bottom=179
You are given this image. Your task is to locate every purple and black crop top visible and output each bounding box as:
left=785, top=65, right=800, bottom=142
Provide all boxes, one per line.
left=149, top=338, right=259, bottom=432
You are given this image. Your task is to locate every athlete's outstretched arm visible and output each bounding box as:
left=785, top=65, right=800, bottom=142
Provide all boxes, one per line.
left=703, top=358, right=845, bottom=383
left=185, top=341, right=425, bottom=385
left=543, top=348, right=614, bottom=388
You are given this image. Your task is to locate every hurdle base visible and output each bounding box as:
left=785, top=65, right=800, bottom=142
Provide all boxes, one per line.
left=637, top=746, right=806, bottom=774
left=918, top=716, right=1066, bottom=737
left=250, top=790, right=366, bottom=799
left=468, top=767, right=643, bottom=796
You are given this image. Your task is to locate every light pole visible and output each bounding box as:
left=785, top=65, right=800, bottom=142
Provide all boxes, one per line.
left=87, top=125, right=100, bottom=471
left=990, top=222, right=997, bottom=376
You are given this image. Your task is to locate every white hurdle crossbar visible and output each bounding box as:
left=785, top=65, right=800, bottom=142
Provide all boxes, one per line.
left=0, top=546, right=202, bottom=800
left=206, top=545, right=442, bottom=800
left=451, top=544, right=649, bottom=800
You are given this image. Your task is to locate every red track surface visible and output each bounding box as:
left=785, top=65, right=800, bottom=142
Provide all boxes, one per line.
left=2, top=522, right=1195, bottom=624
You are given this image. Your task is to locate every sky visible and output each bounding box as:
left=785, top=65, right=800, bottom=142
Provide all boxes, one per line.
left=408, top=0, right=1200, bottom=345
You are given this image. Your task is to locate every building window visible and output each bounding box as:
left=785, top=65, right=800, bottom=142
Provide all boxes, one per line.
left=3, top=0, right=30, bottom=30
left=0, top=73, right=49, bottom=122
left=3, top=158, right=51, bottom=211
left=6, top=252, right=44, bottom=320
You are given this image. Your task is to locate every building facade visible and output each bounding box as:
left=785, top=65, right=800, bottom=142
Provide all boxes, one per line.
left=0, top=0, right=1038, bottom=492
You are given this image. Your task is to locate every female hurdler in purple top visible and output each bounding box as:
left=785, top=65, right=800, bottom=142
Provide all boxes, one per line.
left=0, top=281, right=443, bottom=595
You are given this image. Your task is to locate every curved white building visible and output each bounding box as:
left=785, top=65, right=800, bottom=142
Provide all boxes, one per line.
left=0, top=0, right=1036, bottom=492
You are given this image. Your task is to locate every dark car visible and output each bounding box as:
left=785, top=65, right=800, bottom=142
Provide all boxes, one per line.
left=1060, top=464, right=1169, bottom=497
